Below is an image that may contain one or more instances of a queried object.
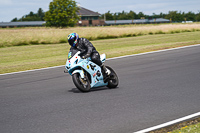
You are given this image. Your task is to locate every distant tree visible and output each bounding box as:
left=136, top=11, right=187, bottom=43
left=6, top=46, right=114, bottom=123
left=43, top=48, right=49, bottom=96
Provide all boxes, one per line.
left=159, top=12, right=166, bottom=18
left=104, top=11, right=114, bottom=20
left=118, top=10, right=128, bottom=20
left=138, top=12, right=145, bottom=19
left=11, top=8, right=45, bottom=22
left=11, top=17, right=18, bottom=22
left=29, top=11, right=35, bottom=17
left=113, top=12, right=118, bottom=20
left=184, top=11, right=196, bottom=21
left=152, top=13, right=159, bottom=18
left=37, top=8, right=45, bottom=20
left=165, top=11, right=184, bottom=22
left=21, top=16, right=42, bottom=21
left=196, top=11, right=200, bottom=21
left=127, top=10, right=137, bottom=19
left=44, top=0, right=79, bottom=27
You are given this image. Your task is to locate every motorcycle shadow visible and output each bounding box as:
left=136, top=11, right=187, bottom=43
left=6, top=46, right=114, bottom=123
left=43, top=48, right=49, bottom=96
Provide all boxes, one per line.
left=68, top=86, right=117, bottom=93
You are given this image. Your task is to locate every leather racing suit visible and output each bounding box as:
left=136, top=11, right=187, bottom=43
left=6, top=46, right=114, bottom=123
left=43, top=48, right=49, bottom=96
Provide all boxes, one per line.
left=70, top=37, right=102, bottom=66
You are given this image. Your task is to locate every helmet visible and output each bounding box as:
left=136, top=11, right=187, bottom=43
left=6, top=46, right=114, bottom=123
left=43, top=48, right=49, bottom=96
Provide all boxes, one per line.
left=68, top=33, right=79, bottom=47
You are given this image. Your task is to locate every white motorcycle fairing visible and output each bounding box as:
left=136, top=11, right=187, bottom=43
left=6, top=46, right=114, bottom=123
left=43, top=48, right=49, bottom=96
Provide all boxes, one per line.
left=65, top=51, right=108, bottom=88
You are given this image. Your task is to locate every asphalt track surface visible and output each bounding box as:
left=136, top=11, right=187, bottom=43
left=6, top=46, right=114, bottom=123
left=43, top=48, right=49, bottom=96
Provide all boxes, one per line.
left=1, top=45, right=200, bottom=133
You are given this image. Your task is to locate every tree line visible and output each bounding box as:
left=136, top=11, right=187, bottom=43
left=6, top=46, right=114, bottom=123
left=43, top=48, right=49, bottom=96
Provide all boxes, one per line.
left=100, top=10, right=200, bottom=22
left=12, top=8, right=200, bottom=23
left=11, top=0, right=79, bottom=27
left=11, top=8, right=45, bottom=22
left=11, top=0, right=200, bottom=27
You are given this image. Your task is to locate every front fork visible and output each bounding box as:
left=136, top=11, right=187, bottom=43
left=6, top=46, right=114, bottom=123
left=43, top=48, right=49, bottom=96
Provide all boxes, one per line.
left=80, top=68, right=85, bottom=79
left=79, top=69, right=89, bottom=86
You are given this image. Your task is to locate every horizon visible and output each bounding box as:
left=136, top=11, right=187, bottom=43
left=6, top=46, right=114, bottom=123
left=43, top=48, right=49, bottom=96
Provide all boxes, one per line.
left=0, top=0, right=199, bottom=22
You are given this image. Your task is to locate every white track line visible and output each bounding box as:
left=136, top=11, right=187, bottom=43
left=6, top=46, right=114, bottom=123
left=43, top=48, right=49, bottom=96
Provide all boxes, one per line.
left=0, top=65, right=64, bottom=76
left=1, top=44, right=200, bottom=76
left=134, top=112, right=200, bottom=133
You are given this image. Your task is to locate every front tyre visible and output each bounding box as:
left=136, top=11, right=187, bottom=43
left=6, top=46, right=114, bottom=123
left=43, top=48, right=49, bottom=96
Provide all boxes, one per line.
left=106, top=66, right=119, bottom=88
left=72, top=73, right=91, bottom=92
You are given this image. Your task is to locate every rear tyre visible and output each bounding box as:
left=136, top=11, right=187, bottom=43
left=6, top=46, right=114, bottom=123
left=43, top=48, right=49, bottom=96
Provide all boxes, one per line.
left=72, top=73, right=91, bottom=92
left=106, top=66, right=119, bottom=88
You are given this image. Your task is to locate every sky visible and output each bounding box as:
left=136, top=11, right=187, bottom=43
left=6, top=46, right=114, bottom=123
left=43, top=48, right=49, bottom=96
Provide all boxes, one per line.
left=0, top=0, right=200, bottom=22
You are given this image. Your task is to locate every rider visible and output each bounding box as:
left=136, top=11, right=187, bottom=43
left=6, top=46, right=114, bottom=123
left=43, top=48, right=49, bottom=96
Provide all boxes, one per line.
left=67, top=33, right=111, bottom=81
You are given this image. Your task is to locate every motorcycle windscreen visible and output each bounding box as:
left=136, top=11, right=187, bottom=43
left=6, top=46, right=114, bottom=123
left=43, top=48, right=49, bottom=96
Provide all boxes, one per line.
left=68, top=47, right=79, bottom=60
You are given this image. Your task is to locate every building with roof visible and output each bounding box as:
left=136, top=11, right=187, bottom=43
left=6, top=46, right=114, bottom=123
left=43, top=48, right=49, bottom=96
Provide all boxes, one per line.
left=77, top=7, right=104, bottom=26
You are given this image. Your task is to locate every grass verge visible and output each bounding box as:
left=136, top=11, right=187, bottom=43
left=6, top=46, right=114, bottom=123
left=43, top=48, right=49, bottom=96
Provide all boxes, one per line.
left=1, top=31, right=200, bottom=74
left=0, top=23, right=200, bottom=47
left=169, top=122, right=200, bottom=133
left=150, top=117, right=200, bottom=133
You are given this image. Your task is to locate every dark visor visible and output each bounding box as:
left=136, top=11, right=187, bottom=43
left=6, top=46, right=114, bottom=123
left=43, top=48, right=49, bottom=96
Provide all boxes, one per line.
left=68, top=39, right=74, bottom=46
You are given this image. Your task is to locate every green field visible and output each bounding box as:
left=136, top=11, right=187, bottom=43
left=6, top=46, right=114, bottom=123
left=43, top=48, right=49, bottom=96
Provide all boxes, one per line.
left=1, top=23, right=200, bottom=47
left=1, top=30, right=200, bottom=74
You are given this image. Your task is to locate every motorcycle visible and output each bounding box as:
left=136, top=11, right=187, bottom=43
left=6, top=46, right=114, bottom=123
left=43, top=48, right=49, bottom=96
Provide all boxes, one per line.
left=65, top=48, right=119, bottom=92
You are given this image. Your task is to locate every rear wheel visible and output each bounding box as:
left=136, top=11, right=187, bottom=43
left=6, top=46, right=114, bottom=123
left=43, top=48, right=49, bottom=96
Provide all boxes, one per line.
left=106, top=66, right=119, bottom=88
left=72, top=73, right=91, bottom=92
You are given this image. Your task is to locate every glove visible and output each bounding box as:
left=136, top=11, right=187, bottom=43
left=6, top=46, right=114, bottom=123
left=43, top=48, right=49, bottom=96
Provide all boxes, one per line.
left=78, top=50, right=86, bottom=56
left=82, top=54, right=90, bottom=59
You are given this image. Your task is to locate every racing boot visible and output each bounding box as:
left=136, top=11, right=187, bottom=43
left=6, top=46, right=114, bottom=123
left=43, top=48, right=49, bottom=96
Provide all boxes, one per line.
left=101, top=64, right=111, bottom=82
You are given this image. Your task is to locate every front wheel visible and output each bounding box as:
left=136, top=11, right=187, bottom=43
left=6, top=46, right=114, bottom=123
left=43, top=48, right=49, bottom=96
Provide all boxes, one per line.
left=72, top=73, right=91, bottom=92
left=106, top=66, right=119, bottom=88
